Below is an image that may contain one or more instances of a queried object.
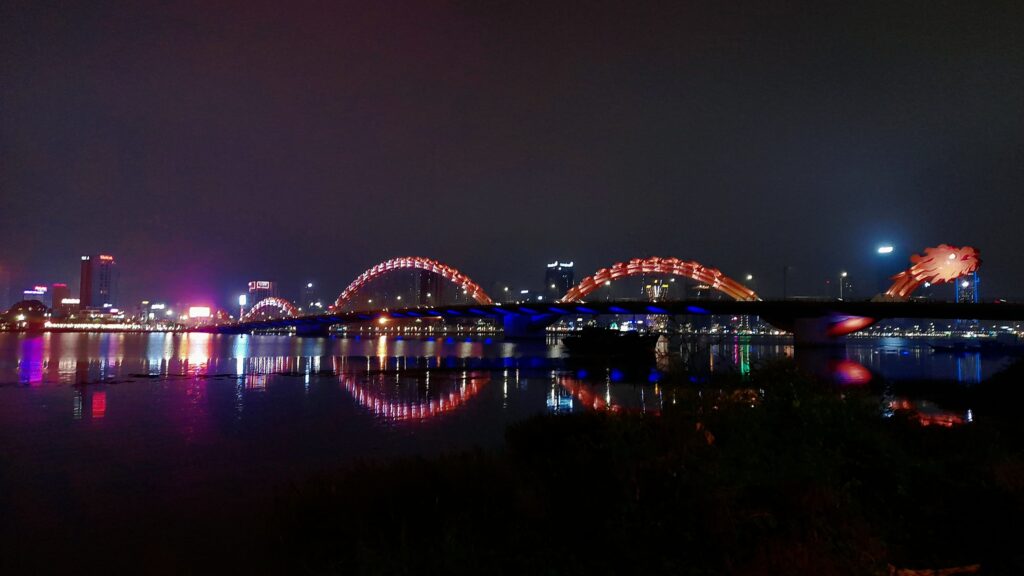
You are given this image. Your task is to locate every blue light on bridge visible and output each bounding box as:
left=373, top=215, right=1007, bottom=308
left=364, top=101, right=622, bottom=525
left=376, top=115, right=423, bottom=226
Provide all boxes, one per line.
left=518, top=307, right=539, bottom=314
left=428, top=310, right=442, bottom=316
left=548, top=307, right=568, bottom=314
left=405, top=311, right=421, bottom=317
left=646, top=306, right=669, bottom=314
left=445, top=309, right=462, bottom=316
left=575, top=306, right=597, bottom=314
left=390, top=312, right=405, bottom=318
left=686, top=305, right=710, bottom=315
left=609, top=306, right=630, bottom=314
left=609, top=368, right=625, bottom=382
left=468, top=308, right=492, bottom=316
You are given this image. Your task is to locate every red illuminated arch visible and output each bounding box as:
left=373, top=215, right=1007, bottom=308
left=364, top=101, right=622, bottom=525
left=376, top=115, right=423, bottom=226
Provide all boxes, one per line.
left=333, top=257, right=493, bottom=310
left=242, top=297, right=299, bottom=321
left=560, top=257, right=758, bottom=302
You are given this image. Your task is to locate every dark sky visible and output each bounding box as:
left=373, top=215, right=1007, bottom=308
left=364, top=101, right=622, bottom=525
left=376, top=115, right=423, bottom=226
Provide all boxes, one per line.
left=2, top=0, right=1022, bottom=306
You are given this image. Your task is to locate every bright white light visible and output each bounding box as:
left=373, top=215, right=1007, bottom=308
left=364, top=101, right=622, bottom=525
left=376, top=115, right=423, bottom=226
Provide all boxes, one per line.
left=962, top=280, right=970, bottom=288
left=841, top=271, right=847, bottom=278
left=307, top=282, right=313, bottom=288
left=188, top=306, right=211, bottom=319
left=238, top=294, right=247, bottom=306
left=877, top=246, right=894, bottom=254
left=948, top=253, right=957, bottom=260
left=745, top=274, right=753, bottom=281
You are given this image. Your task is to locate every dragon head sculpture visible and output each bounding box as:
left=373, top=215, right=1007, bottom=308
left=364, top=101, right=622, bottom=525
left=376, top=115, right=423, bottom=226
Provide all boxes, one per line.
left=884, top=244, right=981, bottom=299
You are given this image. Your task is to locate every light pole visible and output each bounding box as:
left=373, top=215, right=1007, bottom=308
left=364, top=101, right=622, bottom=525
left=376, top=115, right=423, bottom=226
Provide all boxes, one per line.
left=839, top=272, right=847, bottom=301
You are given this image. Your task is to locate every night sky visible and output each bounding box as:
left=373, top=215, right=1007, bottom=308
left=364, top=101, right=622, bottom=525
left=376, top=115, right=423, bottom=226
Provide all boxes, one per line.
left=2, top=1, right=1023, bottom=306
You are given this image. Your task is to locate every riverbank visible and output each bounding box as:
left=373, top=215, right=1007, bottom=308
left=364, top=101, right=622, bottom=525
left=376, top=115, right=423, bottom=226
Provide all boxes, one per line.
left=259, top=361, right=1024, bottom=575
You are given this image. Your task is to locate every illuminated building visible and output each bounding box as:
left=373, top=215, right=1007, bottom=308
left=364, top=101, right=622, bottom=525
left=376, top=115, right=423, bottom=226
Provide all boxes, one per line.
left=955, top=272, right=979, bottom=304
left=51, top=283, right=70, bottom=310
left=417, top=270, right=441, bottom=306
left=302, top=281, right=321, bottom=309
left=545, top=261, right=574, bottom=300
left=22, top=287, right=47, bottom=307
left=79, top=254, right=118, bottom=309
left=248, top=280, right=277, bottom=304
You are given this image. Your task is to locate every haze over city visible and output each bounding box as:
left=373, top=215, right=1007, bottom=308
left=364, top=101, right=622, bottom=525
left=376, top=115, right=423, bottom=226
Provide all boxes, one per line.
left=3, top=0, right=1023, bottom=306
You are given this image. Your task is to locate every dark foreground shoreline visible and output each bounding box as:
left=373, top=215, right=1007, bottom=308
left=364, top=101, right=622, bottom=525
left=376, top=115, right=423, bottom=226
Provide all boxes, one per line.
left=5, top=361, right=1024, bottom=575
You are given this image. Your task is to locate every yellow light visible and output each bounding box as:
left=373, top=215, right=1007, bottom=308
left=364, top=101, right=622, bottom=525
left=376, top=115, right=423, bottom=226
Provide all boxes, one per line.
left=378, top=317, right=388, bottom=325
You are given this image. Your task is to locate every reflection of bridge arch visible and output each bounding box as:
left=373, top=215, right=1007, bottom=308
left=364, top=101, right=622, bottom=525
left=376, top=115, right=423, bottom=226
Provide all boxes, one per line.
left=242, top=297, right=298, bottom=321
left=333, top=256, right=493, bottom=310
left=560, top=257, right=758, bottom=303
left=340, top=372, right=490, bottom=421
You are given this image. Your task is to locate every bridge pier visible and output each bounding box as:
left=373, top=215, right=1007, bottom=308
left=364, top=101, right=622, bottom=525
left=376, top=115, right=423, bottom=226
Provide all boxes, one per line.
left=790, top=317, right=846, bottom=347
left=502, top=315, right=549, bottom=340
left=295, top=324, right=332, bottom=338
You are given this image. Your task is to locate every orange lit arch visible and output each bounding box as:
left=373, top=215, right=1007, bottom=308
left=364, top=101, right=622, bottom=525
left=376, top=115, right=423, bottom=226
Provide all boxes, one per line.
left=560, top=257, right=758, bottom=302
left=334, top=257, right=493, bottom=310
left=242, top=297, right=299, bottom=321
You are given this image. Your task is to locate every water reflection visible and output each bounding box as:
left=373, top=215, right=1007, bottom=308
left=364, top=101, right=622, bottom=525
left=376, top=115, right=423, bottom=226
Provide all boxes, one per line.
left=341, top=370, right=490, bottom=422
left=18, top=334, right=44, bottom=384
left=553, top=374, right=663, bottom=414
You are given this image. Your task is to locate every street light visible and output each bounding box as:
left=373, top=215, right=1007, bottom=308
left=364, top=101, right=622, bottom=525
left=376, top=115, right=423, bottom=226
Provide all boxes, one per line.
left=839, top=272, right=847, bottom=301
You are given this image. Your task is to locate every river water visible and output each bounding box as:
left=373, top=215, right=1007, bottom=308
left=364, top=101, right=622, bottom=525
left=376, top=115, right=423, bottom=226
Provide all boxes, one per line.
left=0, top=331, right=1018, bottom=569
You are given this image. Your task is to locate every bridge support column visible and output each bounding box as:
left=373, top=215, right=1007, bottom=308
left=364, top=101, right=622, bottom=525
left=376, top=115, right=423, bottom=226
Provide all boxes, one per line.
left=791, top=317, right=846, bottom=347
left=295, top=325, right=332, bottom=338
left=502, top=315, right=548, bottom=340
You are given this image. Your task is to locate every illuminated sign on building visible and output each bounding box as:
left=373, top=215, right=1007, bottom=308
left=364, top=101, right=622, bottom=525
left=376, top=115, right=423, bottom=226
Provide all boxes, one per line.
left=188, top=306, right=212, bottom=318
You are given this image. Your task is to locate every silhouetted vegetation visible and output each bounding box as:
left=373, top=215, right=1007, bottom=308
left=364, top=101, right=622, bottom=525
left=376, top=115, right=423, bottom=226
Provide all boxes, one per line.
left=267, top=361, right=1024, bottom=575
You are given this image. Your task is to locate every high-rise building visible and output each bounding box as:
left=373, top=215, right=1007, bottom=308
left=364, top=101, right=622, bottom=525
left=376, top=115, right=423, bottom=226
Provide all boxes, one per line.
left=248, top=280, right=277, bottom=304
left=79, top=254, right=119, bottom=309
left=302, top=282, right=320, bottom=309
left=79, top=256, right=93, bottom=308
left=417, top=270, right=442, bottom=306
left=545, top=261, right=575, bottom=300
left=956, top=272, right=979, bottom=304
left=51, top=283, right=70, bottom=309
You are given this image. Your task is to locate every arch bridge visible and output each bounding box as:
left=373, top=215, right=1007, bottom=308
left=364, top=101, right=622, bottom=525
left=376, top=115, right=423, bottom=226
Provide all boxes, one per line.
left=220, top=247, right=1009, bottom=344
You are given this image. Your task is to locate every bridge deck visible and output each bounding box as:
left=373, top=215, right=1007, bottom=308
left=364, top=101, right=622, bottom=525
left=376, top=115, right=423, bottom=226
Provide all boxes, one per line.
left=216, top=300, right=1024, bottom=333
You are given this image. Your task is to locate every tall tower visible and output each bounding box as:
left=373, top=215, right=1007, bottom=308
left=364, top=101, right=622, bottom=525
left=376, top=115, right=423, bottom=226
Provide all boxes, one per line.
left=79, top=256, right=93, bottom=308
left=545, top=261, right=575, bottom=300
left=955, top=272, right=979, bottom=304
left=95, top=254, right=118, bottom=308
left=79, top=254, right=118, bottom=309
left=248, top=281, right=277, bottom=304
